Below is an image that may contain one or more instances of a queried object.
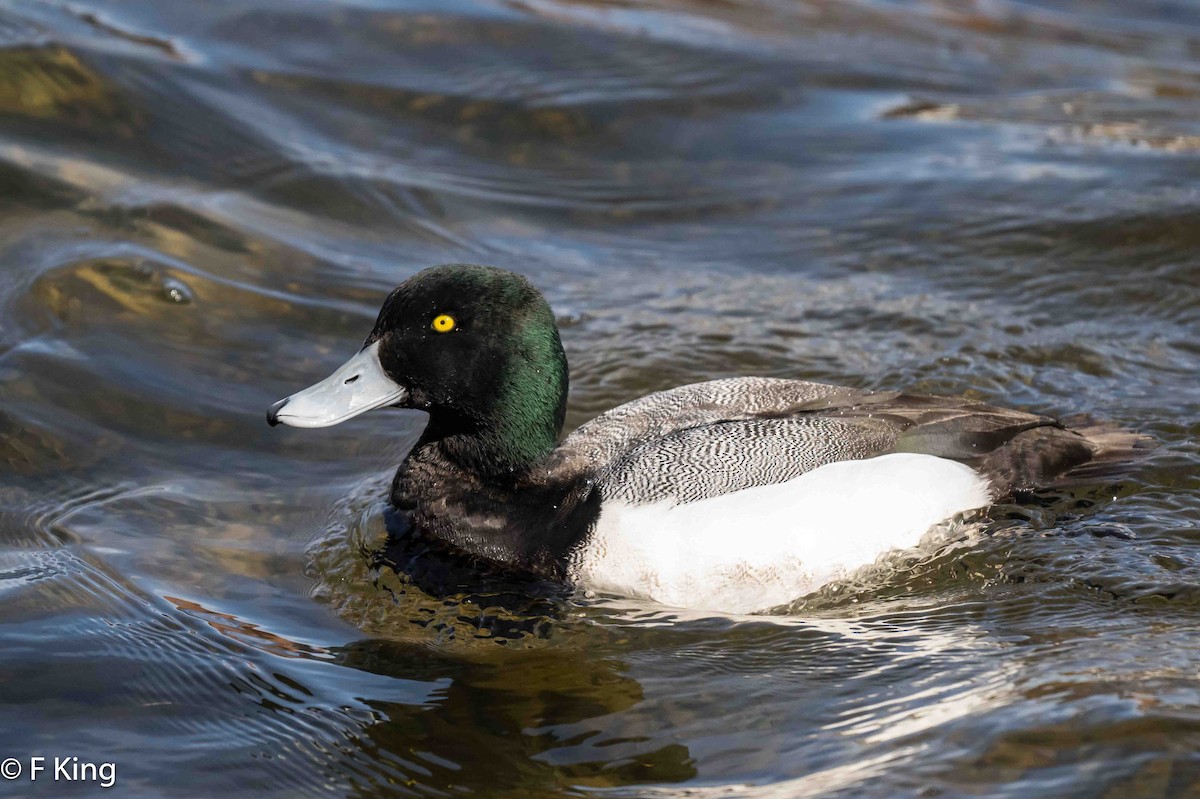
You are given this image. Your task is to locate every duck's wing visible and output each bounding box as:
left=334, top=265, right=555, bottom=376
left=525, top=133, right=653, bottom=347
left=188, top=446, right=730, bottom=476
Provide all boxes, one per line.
left=827, top=391, right=1148, bottom=494
left=555, top=377, right=1140, bottom=506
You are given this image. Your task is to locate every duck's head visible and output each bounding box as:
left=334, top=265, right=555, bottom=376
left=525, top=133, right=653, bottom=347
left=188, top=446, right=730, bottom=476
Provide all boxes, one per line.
left=269, top=264, right=568, bottom=472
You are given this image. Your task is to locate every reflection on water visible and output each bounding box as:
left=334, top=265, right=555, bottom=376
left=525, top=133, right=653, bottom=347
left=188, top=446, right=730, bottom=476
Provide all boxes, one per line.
left=0, top=0, right=1198, bottom=796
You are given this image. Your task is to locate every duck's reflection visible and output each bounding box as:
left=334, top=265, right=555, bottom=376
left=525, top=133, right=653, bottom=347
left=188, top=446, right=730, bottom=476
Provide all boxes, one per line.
left=332, top=637, right=696, bottom=796
left=301, top=498, right=698, bottom=795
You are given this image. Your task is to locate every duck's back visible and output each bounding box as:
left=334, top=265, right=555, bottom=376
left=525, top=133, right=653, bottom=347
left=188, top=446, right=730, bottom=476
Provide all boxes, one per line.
left=553, top=378, right=1141, bottom=612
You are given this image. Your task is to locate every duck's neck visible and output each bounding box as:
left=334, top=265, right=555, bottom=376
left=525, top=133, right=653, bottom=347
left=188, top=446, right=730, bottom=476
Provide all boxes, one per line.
left=420, top=406, right=559, bottom=482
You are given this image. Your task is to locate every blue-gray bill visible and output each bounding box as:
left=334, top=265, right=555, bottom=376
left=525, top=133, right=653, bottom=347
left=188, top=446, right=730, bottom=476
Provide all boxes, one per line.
left=267, top=340, right=407, bottom=428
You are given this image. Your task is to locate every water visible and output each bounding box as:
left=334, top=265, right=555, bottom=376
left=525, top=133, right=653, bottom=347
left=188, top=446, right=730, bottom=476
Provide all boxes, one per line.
left=0, top=0, right=1197, bottom=796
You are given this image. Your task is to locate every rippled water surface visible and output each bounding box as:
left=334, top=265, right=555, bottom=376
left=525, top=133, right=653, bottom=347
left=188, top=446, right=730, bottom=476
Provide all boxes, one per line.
left=1, top=0, right=1198, bottom=796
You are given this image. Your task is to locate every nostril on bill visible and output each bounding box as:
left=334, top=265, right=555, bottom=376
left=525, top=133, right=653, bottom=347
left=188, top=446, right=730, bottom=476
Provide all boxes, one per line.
left=344, top=375, right=360, bottom=385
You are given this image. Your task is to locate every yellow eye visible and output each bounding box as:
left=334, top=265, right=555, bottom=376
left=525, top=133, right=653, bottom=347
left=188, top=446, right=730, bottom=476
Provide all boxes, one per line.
left=431, top=314, right=456, bottom=333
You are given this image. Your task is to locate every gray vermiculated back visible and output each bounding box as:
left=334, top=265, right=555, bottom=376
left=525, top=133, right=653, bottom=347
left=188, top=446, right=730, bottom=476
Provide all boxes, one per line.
left=599, top=416, right=898, bottom=504
left=553, top=377, right=889, bottom=505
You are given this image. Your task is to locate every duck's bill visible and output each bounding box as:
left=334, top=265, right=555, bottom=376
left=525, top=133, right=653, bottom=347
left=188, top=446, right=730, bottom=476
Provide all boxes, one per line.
left=267, top=340, right=408, bottom=428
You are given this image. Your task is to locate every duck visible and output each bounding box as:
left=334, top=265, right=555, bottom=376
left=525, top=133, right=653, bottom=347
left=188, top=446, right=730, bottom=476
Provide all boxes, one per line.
left=268, top=263, right=1143, bottom=613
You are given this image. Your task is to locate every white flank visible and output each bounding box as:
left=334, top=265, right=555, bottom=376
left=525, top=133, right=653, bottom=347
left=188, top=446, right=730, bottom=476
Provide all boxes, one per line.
left=574, top=453, right=992, bottom=614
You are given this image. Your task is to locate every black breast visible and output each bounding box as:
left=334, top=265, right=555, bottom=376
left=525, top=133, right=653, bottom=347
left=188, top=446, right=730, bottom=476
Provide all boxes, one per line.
left=390, top=441, right=601, bottom=581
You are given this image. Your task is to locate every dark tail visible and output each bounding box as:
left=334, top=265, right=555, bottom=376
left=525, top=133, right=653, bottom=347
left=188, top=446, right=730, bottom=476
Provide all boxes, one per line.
left=979, top=418, right=1153, bottom=496
left=1054, top=420, right=1155, bottom=484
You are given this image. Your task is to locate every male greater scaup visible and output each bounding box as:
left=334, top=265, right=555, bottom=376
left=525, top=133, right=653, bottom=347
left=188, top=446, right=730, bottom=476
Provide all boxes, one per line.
left=268, top=264, right=1143, bottom=613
